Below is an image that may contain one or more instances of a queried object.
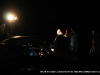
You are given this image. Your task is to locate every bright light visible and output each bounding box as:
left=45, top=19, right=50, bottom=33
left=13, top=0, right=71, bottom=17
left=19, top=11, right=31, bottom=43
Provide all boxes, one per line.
left=41, top=54, right=43, bottom=56
left=3, top=12, right=18, bottom=36
left=51, top=48, right=54, bottom=52
left=4, top=12, right=18, bottom=21
left=7, top=14, right=15, bottom=20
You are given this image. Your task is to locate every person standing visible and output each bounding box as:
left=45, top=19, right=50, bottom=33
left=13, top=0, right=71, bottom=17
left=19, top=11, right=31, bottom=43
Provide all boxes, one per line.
left=54, top=28, right=70, bottom=59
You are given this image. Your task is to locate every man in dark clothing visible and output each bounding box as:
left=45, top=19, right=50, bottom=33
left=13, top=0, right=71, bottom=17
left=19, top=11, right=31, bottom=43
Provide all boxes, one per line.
left=54, top=28, right=71, bottom=70
left=55, top=35, right=70, bottom=54
left=54, top=28, right=70, bottom=59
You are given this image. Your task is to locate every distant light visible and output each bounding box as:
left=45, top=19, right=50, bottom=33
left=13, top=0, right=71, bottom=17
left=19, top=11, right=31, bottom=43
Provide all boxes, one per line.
left=41, top=48, right=43, bottom=51
left=47, top=52, right=50, bottom=54
left=41, top=54, right=43, bottom=56
left=51, top=48, right=54, bottom=52
left=4, top=12, right=18, bottom=21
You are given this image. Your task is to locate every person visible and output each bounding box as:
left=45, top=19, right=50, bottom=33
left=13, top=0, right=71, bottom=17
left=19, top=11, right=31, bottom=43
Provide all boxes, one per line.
left=54, top=28, right=70, bottom=59
left=90, top=29, right=100, bottom=56
left=53, top=28, right=71, bottom=70
left=76, top=27, right=92, bottom=58
left=70, top=28, right=79, bottom=54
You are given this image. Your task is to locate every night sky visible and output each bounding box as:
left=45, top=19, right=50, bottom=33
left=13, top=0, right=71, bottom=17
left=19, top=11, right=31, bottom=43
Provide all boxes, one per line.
left=0, top=0, right=100, bottom=41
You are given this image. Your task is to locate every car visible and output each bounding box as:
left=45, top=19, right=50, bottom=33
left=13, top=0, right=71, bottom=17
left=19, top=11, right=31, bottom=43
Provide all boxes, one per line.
left=0, top=36, right=55, bottom=74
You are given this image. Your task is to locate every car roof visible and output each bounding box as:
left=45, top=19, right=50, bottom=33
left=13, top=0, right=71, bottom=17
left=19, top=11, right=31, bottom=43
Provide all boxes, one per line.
left=0, top=36, right=47, bottom=45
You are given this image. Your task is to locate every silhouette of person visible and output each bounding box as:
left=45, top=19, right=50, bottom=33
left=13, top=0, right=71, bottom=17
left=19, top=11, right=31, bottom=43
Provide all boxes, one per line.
left=70, top=28, right=79, bottom=53
left=54, top=28, right=71, bottom=70
left=76, top=27, right=92, bottom=58
left=54, top=28, right=70, bottom=59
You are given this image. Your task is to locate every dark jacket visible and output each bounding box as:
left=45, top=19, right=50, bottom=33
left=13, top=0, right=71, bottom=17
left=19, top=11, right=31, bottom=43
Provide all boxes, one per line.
left=54, top=35, right=70, bottom=54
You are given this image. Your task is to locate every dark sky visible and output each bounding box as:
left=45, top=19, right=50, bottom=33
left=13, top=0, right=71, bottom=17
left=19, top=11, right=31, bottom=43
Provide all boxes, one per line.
left=0, top=0, right=100, bottom=39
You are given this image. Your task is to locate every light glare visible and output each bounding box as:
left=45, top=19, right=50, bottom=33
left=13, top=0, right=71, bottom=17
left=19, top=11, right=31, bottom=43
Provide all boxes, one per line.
left=7, top=14, right=15, bottom=20
left=51, top=48, right=54, bottom=52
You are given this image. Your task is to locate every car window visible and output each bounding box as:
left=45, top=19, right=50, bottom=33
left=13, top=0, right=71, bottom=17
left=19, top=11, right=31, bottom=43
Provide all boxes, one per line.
left=24, top=39, right=45, bottom=48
